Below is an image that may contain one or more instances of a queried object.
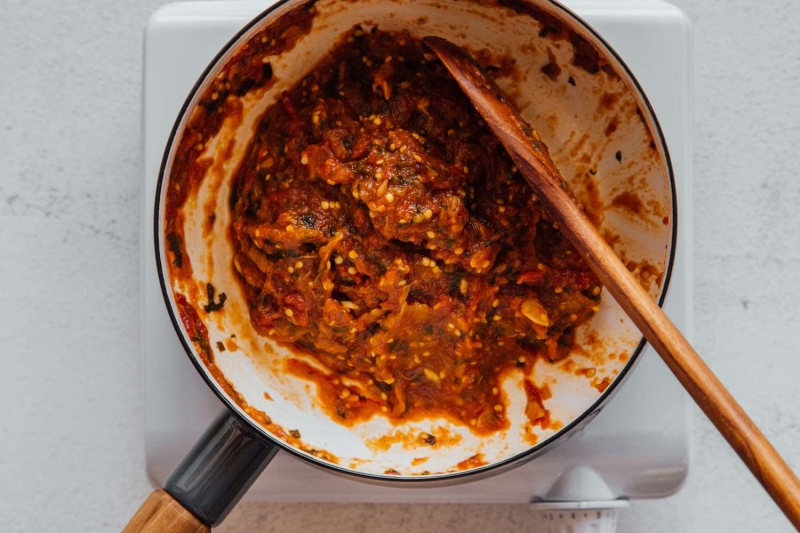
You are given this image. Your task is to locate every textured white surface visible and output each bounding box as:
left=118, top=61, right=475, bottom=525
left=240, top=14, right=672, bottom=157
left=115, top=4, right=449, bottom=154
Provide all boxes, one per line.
left=0, top=0, right=799, bottom=532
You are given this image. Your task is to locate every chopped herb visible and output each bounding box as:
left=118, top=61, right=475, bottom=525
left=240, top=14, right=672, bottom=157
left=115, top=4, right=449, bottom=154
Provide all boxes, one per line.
left=203, top=283, right=227, bottom=313
left=191, top=336, right=212, bottom=361
left=615, top=150, right=622, bottom=162
left=262, top=62, right=273, bottom=81
left=568, top=76, right=576, bottom=86
left=422, top=433, right=436, bottom=446
left=389, top=340, right=408, bottom=355
left=297, top=213, right=316, bottom=228
left=166, top=232, right=183, bottom=268
left=216, top=341, right=226, bottom=352
left=289, top=429, right=301, bottom=438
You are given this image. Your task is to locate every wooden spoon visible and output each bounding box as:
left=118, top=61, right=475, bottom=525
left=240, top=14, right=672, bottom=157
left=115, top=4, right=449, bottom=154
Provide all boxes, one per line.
left=422, top=35, right=800, bottom=529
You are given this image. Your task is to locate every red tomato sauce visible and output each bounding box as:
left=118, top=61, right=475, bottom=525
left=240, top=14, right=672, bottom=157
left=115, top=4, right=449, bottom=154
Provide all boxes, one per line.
left=229, top=29, right=602, bottom=434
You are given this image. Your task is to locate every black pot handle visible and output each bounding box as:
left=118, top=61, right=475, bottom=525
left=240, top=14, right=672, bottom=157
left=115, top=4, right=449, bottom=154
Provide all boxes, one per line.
left=164, top=408, right=279, bottom=526
left=122, top=409, right=277, bottom=531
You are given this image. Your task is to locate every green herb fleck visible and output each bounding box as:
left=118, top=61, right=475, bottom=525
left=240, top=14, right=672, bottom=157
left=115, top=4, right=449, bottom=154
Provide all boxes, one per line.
left=203, top=283, right=227, bottom=313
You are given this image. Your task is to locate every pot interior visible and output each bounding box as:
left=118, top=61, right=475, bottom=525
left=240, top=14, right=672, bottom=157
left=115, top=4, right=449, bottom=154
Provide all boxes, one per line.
left=158, top=0, right=675, bottom=479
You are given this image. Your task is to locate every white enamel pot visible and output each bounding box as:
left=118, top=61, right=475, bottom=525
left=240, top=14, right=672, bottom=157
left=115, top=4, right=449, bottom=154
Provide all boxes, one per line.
left=126, top=0, right=677, bottom=530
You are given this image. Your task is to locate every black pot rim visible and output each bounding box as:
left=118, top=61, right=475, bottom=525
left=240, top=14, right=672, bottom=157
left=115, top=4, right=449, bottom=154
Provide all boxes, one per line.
left=154, top=0, right=679, bottom=485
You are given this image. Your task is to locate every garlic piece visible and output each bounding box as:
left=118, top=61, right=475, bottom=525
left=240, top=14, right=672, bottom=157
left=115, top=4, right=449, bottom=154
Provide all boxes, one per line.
left=521, top=298, right=550, bottom=327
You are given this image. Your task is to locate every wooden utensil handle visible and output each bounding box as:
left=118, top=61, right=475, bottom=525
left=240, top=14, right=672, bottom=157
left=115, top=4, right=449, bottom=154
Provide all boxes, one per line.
left=122, top=490, right=209, bottom=533
left=421, top=35, right=800, bottom=530
left=519, top=152, right=800, bottom=529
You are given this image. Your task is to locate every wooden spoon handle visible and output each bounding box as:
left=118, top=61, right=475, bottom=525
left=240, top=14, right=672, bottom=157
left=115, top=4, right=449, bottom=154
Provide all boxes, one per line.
left=423, top=36, right=800, bottom=529
left=122, top=490, right=209, bottom=533
left=523, top=150, right=800, bottom=528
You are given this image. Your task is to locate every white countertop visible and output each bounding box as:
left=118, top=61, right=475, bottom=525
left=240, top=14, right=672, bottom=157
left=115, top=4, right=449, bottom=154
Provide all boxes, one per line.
left=1, top=0, right=799, bottom=532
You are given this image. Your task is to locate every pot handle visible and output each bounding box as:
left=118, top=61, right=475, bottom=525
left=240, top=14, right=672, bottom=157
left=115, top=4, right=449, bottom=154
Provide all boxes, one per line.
left=122, top=490, right=209, bottom=533
left=122, top=409, right=279, bottom=532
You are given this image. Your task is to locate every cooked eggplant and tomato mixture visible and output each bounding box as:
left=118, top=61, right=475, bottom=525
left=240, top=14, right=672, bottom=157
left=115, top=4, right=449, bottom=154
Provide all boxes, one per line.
left=229, top=29, right=601, bottom=434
